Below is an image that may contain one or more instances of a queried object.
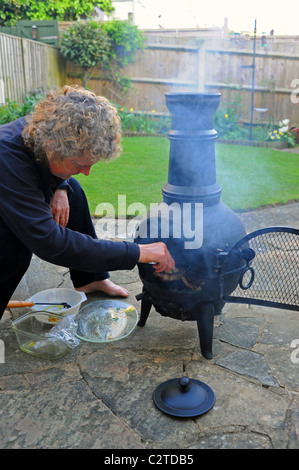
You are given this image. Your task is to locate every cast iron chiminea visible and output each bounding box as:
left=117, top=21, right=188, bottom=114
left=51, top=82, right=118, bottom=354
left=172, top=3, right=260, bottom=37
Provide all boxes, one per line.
left=134, top=92, right=246, bottom=359
left=134, top=92, right=299, bottom=361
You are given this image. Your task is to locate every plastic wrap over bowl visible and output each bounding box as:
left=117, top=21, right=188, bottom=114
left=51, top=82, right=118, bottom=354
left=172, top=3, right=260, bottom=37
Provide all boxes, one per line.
left=12, top=311, right=71, bottom=359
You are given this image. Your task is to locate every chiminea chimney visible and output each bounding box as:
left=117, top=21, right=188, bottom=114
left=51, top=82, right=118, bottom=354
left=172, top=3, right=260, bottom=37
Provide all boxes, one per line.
left=162, top=92, right=222, bottom=204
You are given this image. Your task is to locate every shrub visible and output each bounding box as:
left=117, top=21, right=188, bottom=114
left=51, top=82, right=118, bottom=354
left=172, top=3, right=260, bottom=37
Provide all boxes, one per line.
left=0, top=88, right=46, bottom=125
left=266, top=119, right=296, bottom=147
left=214, top=91, right=247, bottom=139
left=0, top=1, right=114, bottom=26
left=60, top=20, right=110, bottom=88
left=102, top=19, right=145, bottom=95
left=0, top=99, right=23, bottom=124
left=102, top=19, right=145, bottom=68
left=114, top=105, right=171, bottom=135
left=60, top=19, right=145, bottom=94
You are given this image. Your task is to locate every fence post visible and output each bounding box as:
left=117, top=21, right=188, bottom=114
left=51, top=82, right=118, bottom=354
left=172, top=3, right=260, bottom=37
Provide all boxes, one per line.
left=197, top=41, right=206, bottom=92
left=0, top=79, right=4, bottom=104
left=21, top=37, right=30, bottom=95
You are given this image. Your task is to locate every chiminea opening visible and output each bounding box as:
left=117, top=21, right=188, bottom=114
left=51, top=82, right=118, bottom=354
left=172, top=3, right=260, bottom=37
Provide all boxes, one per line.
left=134, top=92, right=246, bottom=359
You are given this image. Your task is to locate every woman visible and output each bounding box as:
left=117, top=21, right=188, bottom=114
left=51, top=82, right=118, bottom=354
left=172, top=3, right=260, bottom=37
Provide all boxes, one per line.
left=0, top=85, right=175, bottom=318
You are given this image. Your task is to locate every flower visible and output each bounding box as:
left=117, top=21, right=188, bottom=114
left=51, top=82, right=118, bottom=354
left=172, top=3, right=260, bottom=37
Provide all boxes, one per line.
left=266, top=117, right=295, bottom=146
left=152, top=109, right=155, bottom=113
left=224, top=113, right=228, bottom=119
left=130, top=107, right=134, bottom=112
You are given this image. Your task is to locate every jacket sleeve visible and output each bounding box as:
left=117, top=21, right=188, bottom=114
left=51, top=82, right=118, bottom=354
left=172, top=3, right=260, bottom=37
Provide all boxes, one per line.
left=0, top=146, right=140, bottom=273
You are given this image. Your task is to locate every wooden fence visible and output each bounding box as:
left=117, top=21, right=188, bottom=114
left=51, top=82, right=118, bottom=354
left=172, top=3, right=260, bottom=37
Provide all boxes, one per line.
left=204, top=38, right=299, bottom=126
left=67, top=33, right=299, bottom=126
left=66, top=35, right=205, bottom=114
left=0, top=32, right=66, bottom=104
left=1, top=28, right=298, bottom=126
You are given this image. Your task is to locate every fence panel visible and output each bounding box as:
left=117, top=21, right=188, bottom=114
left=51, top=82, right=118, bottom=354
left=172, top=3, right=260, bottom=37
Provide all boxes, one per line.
left=0, top=32, right=66, bottom=104
left=2, top=27, right=297, bottom=124
left=204, top=38, right=299, bottom=125
left=67, top=40, right=203, bottom=113
left=0, top=34, right=25, bottom=104
left=66, top=34, right=299, bottom=125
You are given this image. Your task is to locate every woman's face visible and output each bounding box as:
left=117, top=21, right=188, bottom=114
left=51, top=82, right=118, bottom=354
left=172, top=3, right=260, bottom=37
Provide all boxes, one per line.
left=48, top=152, right=94, bottom=179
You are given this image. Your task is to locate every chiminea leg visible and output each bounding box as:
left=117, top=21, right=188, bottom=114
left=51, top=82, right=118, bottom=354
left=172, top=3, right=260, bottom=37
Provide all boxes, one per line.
left=136, top=290, right=152, bottom=327
left=196, top=303, right=215, bottom=359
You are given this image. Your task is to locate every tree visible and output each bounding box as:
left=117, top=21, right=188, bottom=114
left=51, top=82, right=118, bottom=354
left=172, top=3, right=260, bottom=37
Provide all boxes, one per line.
left=0, top=0, right=29, bottom=26
left=60, top=18, right=145, bottom=95
left=102, top=19, right=145, bottom=68
left=60, top=20, right=110, bottom=88
left=101, top=19, right=145, bottom=96
left=0, top=0, right=114, bottom=26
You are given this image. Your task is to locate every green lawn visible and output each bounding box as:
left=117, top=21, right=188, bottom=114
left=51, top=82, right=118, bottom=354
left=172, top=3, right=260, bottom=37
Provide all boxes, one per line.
left=74, top=137, right=299, bottom=216
left=216, top=144, right=299, bottom=210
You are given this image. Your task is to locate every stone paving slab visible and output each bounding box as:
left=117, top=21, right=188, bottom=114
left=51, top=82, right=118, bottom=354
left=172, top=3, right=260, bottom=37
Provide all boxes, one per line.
left=0, top=202, right=298, bottom=449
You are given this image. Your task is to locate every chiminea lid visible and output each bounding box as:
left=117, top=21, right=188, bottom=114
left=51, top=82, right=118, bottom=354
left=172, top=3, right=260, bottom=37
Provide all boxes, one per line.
left=153, top=376, right=215, bottom=417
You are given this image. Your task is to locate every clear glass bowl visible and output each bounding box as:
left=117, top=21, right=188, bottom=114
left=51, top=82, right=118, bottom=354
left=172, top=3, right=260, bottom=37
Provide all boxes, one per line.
left=75, top=300, right=138, bottom=343
left=12, top=312, right=71, bottom=359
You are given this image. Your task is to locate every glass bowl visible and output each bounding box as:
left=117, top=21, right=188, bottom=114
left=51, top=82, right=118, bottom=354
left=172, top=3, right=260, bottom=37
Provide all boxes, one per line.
left=75, top=300, right=138, bottom=343
left=12, top=311, right=71, bottom=359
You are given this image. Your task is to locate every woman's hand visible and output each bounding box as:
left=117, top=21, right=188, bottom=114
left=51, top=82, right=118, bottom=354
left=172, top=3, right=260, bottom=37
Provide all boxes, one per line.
left=138, top=242, right=175, bottom=273
left=50, top=189, right=70, bottom=228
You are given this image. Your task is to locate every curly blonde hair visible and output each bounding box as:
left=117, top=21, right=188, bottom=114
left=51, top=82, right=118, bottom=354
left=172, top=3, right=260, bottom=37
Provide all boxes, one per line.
left=22, top=85, right=122, bottom=163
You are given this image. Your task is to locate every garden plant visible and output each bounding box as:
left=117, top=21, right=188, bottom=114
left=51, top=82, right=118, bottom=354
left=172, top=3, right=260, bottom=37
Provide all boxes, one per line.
left=60, top=18, right=145, bottom=93
left=0, top=0, right=114, bottom=25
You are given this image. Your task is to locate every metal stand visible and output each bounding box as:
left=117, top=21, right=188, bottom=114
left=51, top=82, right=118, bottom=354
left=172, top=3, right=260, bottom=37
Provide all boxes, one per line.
left=136, top=289, right=152, bottom=327
left=136, top=292, right=215, bottom=359
left=196, top=303, right=215, bottom=359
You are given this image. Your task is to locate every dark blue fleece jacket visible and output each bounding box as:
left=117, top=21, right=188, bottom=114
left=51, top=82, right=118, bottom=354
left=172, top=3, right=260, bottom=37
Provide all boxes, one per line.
left=0, top=118, right=140, bottom=273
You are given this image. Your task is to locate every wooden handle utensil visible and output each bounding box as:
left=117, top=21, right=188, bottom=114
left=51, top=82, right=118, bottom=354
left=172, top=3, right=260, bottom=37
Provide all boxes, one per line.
left=7, top=300, right=71, bottom=309
left=7, top=301, right=35, bottom=308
